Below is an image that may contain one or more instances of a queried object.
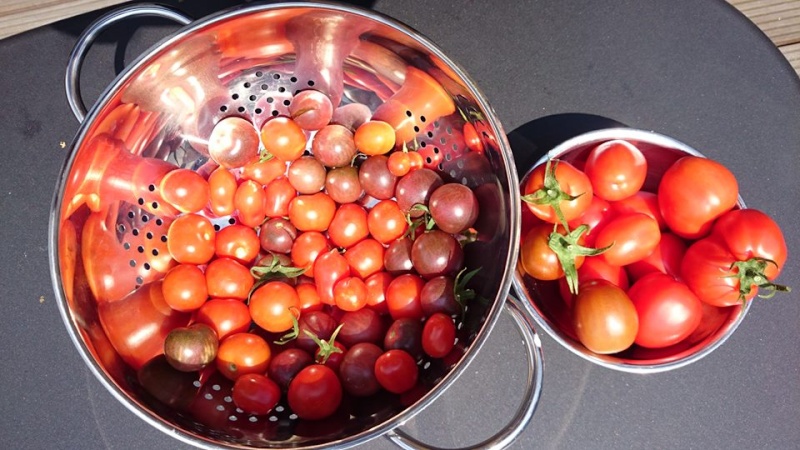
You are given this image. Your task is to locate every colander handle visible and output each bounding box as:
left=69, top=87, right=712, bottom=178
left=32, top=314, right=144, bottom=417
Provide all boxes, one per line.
left=65, top=4, right=192, bottom=123
left=385, top=294, right=544, bottom=450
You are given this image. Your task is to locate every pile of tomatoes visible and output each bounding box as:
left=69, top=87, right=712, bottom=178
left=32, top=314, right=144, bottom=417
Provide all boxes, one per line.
left=519, top=139, right=790, bottom=355
left=98, top=88, right=488, bottom=424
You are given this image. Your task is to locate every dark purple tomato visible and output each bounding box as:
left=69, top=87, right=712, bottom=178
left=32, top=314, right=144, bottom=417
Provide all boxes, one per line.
left=325, top=166, right=364, bottom=204
left=337, top=307, right=385, bottom=348
left=312, top=124, right=357, bottom=168
left=384, top=237, right=414, bottom=275
left=429, top=183, right=480, bottom=234
left=411, top=230, right=464, bottom=279
left=359, top=155, right=397, bottom=200
left=420, top=275, right=460, bottom=317
left=287, top=156, right=327, bottom=194
left=268, top=348, right=314, bottom=391
left=295, top=310, right=338, bottom=354
left=163, top=323, right=219, bottom=372
left=395, top=168, right=444, bottom=217
left=383, top=317, right=423, bottom=360
left=259, top=218, right=298, bottom=254
left=289, top=89, right=334, bottom=131
left=339, top=342, right=382, bottom=397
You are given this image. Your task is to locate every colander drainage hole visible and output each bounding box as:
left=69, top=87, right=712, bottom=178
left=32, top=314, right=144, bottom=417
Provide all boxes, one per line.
left=129, top=260, right=136, bottom=267
left=243, top=82, right=251, bottom=89
left=137, top=246, right=144, bottom=253
left=220, top=105, right=228, bottom=112
left=132, top=229, right=139, bottom=236
left=232, top=93, right=239, bottom=100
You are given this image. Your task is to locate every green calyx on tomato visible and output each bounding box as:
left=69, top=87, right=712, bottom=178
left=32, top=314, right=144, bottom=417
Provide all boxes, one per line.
left=729, top=257, right=791, bottom=302
left=405, top=204, right=437, bottom=236
left=522, top=158, right=584, bottom=229
left=249, top=254, right=306, bottom=294
left=549, top=224, right=611, bottom=295
left=274, top=309, right=302, bottom=345
left=454, top=266, right=481, bottom=309
left=306, top=323, right=344, bottom=364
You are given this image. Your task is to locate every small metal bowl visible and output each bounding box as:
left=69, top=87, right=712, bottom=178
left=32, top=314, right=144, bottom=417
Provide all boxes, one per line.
left=512, top=127, right=749, bottom=374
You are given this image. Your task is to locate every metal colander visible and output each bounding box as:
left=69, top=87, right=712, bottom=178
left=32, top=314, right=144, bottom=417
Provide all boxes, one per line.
left=50, top=3, right=543, bottom=449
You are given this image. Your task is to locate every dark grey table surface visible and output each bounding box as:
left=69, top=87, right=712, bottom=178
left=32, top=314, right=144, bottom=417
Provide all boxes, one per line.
left=2, top=0, right=799, bottom=449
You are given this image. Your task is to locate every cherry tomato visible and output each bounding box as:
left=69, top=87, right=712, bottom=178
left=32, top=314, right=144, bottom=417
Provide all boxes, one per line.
left=314, top=250, right=351, bottom=306
left=627, top=273, right=702, bottom=349
left=339, top=342, right=382, bottom=397
left=167, top=213, right=216, bottom=265
left=595, top=213, right=660, bottom=267
left=291, top=231, right=331, bottom=278
left=232, top=373, right=281, bottom=415
left=374, top=349, right=418, bottom=394
left=522, top=159, right=593, bottom=224
left=386, top=273, right=425, bottom=320
left=354, top=120, right=396, bottom=156
left=367, top=199, right=408, bottom=245
left=205, top=257, right=253, bottom=300
left=520, top=224, right=584, bottom=281
left=610, top=191, right=666, bottom=230
left=268, top=348, right=314, bottom=391
left=658, top=155, right=739, bottom=239
left=567, top=195, right=613, bottom=246
left=328, top=203, right=369, bottom=248
left=194, top=298, right=252, bottom=340
left=161, top=264, right=208, bottom=312
left=583, top=140, right=647, bottom=201
left=216, top=332, right=272, bottom=380
left=387, top=151, right=412, bottom=177
left=572, top=279, right=638, bottom=354
left=260, top=116, right=307, bottom=162
left=421, top=312, right=456, bottom=358
left=337, top=308, right=385, bottom=348
left=345, top=238, right=385, bottom=279
left=241, top=157, right=286, bottom=186
left=215, top=224, right=260, bottom=264
left=296, top=282, right=323, bottom=313
left=288, top=192, right=336, bottom=232
left=208, top=167, right=237, bottom=217
left=249, top=281, right=300, bottom=333
left=558, top=256, right=629, bottom=307
left=208, top=117, right=260, bottom=169
left=234, top=180, right=267, bottom=228
left=334, top=276, right=368, bottom=312
left=288, top=365, right=342, bottom=420
left=407, top=151, right=425, bottom=171
left=159, top=169, right=210, bottom=214
left=626, top=232, right=687, bottom=281
left=264, top=176, right=297, bottom=218
left=364, top=271, right=392, bottom=314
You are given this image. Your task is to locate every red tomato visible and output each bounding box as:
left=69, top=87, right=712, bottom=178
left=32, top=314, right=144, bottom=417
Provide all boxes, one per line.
left=422, top=313, right=456, bottom=358
left=215, top=224, right=260, bottom=264
left=386, top=274, right=425, bottom=320
left=314, top=250, right=351, bottom=305
left=208, top=167, right=237, bottom=217
left=387, top=151, right=413, bottom=177
left=194, top=298, right=252, bottom=340
left=364, top=271, right=392, bottom=314
left=334, top=276, right=368, bottom=311
left=260, top=116, right=307, bottom=162
left=658, top=156, right=739, bottom=239
left=241, top=157, right=287, bottom=186
left=407, top=151, right=425, bottom=171
left=288, top=365, right=342, bottom=420
left=462, top=122, right=484, bottom=154
left=374, top=349, right=418, bottom=394
left=522, top=159, right=593, bottom=224
left=290, top=231, right=331, bottom=278
left=567, top=194, right=613, bottom=246
left=572, top=279, right=638, bottom=354
left=583, top=140, right=647, bottom=201
left=234, top=180, right=267, bottom=228
left=167, top=214, right=216, bottom=264
left=159, top=169, right=210, bottom=214
left=264, top=176, right=297, bottom=218
left=367, top=199, right=408, bottom=245
left=354, top=120, right=396, bottom=156
left=296, top=281, right=323, bottom=313
left=205, top=257, right=254, bottom=300
left=595, top=213, right=660, bottom=267
left=328, top=203, right=369, bottom=248
left=627, top=273, right=703, bottom=349
left=558, top=256, right=629, bottom=307
left=249, top=281, right=300, bottom=333
left=288, top=192, right=336, bottom=232
left=626, top=232, right=687, bottom=281
left=232, top=373, right=281, bottom=415
left=345, top=238, right=385, bottom=279
left=161, top=264, right=208, bottom=312
left=681, top=209, right=789, bottom=307
left=216, top=332, right=272, bottom=380
left=610, top=191, right=666, bottom=230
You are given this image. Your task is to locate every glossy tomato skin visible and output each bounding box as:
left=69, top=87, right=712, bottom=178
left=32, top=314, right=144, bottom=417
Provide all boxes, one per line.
left=345, top=238, right=385, bottom=279
left=264, top=176, right=297, bottom=218
left=583, top=140, right=647, bottom=201
left=627, top=273, right=702, bottom=349
left=160, top=169, right=210, bottom=214
left=249, top=281, right=300, bottom=333
left=595, top=213, right=661, bottom=267
left=260, top=116, right=307, bottom=162
left=167, top=214, right=216, bottom=265
left=216, top=332, right=272, bottom=381
left=572, top=279, right=638, bottom=354
left=386, top=274, right=425, bottom=320
left=234, top=180, right=268, bottom=228
left=658, top=156, right=739, bottom=239
left=194, top=298, right=251, bottom=340
left=523, top=159, right=593, bottom=223
left=333, top=276, right=368, bottom=312
left=710, top=208, right=787, bottom=280
left=241, top=157, right=286, bottom=186
left=288, top=365, right=342, bottom=420
left=626, top=232, right=687, bottom=282
left=374, top=349, right=419, bottom=394
left=208, top=167, right=237, bottom=217
left=339, top=342, right=382, bottom=397
left=205, top=257, right=254, bottom=300
left=558, top=256, right=629, bottom=307
left=161, top=264, right=208, bottom=312
left=681, top=238, right=743, bottom=307
left=421, top=313, right=456, bottom=358
left=314, top=250, right=351, bottom=306
left=610, top=191, right=666, bottom=230
left=232, top=373, right=281, bottom=415
left=520, top=224, right=584, bottom=281
left=215, top=224, right=260, bottom=265
left=367, top=200, right=408, bottom=245
left=328, top=203, right=369, bottom=248
left=567, top=195, right=613, bottom=246
left=291, top=231, right=331, bottom=278
left=288, top=192, right=336, bottom=232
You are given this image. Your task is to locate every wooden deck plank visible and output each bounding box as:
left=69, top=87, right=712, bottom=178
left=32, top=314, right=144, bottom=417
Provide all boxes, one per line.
left=0, top=0, right=129, bottom=40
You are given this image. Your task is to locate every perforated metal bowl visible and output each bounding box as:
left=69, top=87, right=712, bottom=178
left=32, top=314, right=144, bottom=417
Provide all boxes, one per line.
left=49, top=3, right=543, bottom=449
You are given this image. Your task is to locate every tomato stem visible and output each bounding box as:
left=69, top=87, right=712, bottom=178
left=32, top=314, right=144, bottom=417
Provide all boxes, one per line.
left=307, top=324, right=344, bottom=364
left=730, top=257, right=792, bottom=302
left=521, top=158, right=583, bottom=231
left=548, top=224, right=612, bottom=295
